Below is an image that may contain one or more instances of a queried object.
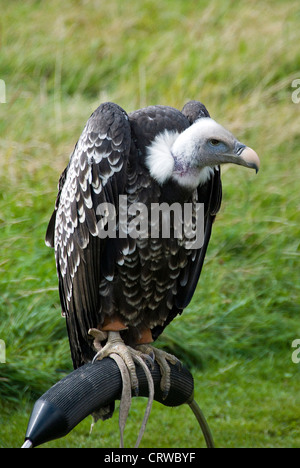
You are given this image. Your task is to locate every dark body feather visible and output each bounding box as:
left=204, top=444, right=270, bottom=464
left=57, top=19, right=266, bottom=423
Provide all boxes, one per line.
left=46, top=101, right=222, bottom=369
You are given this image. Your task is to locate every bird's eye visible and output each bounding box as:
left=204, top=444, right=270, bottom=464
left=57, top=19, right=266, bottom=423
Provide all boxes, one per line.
left=209, top=139, right=221, bottom=146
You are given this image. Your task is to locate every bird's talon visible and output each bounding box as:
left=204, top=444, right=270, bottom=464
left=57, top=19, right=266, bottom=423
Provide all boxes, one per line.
left=141, top=353, right=155, bottom=369
left=136, top=345, right=180, bottom=398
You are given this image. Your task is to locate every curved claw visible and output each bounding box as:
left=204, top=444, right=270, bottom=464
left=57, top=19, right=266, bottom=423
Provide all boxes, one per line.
left=136, top=345, right=181, bottom=399
left=131, top=354, right=154, bottom=448
left=109, top=353, right=132, bottom=448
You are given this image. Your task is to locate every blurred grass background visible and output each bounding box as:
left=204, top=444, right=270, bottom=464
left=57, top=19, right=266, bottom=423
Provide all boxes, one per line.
left=0, top=0, right=299, bottom=448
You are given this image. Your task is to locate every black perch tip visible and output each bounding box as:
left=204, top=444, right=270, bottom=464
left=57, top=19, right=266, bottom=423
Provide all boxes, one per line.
left=22, top=357, right=194, bottom=448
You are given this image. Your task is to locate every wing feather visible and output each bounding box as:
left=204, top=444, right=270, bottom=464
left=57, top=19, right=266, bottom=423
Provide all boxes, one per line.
left=46, top=102, right=132, bottom=367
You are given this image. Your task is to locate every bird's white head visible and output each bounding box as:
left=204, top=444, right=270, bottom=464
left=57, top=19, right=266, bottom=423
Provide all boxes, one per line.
left=146, top=117, right=260, bottom=190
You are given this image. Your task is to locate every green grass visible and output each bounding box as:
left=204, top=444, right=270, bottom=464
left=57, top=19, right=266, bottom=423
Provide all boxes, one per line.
left=0, top=0, right=300, bottom=448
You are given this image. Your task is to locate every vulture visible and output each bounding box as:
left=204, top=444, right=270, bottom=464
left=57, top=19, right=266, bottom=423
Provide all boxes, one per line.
left=46, top=100, right=260, bottom=427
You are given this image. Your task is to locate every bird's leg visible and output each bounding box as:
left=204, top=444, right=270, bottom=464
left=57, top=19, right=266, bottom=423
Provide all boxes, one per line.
left=136, top=344, right=181, bottom=399
left=88, top=326, right=155, bottom=448
left=91, top=330, right=140, bottom=395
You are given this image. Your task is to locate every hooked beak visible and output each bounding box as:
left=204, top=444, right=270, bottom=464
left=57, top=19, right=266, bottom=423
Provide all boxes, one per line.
left=238, top=146, right=260, bottom=173
left=235, top=144, right=260, bottom=173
